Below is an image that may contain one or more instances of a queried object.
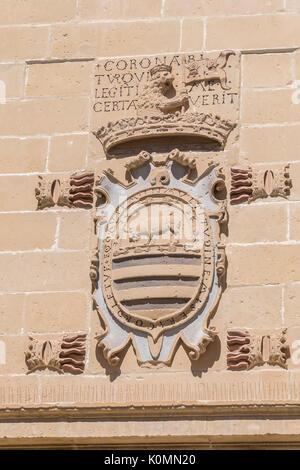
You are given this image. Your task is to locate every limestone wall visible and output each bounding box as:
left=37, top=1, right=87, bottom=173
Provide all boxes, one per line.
left=0, top=0, right=300, bottom=449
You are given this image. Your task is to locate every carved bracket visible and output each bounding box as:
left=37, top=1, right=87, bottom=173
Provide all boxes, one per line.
left=230, top=166, right=292, bottom=204
left=25, top=334, right=87, bottom=374
left=227, top=329, right=289, bottom=370
left=35, top=172, right=95, bottom=210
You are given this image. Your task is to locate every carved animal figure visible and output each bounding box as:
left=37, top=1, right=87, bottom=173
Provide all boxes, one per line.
left=185, top=50, right=235, bottom=90
left=137, top=64, right=189, bottom=117
left=127, top=207, right=182, bottom=243
left=103, top=151, right=151, bottom=187
left=169, top=148, right=216, bottom=184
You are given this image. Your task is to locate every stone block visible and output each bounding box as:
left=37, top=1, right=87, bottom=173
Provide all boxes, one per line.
left=240, top=125, right=300, bottom=163
left=227, top=244, right=300, bottom=286
left=48, top=134, right=88, bottom=172
left=0, top=98, right=89, bottom=136
left=0, top=26, right=48, bottom=60
left=0, top=138, right=47, bottom=173
left=0, top=294, right=24, bottom=335
left=25, top=292, right=88, bottom=333
left=0, top=213, right=57, bottom=251
left=229, top=204, right=287, bottom=243
left=207, top=14, right=300, bottom=51
left=25, top=62, right=93, bottom=97
left=58, top=211, right=91, bottom=250
left=79, top=0, right=161, bottom=19
left=0, top=252, right=90, bottom=292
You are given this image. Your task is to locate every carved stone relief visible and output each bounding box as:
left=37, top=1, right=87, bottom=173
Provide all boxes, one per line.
left=25, top=334, right=87, bottom=374
left=93, top=51, right=240, bottom=129
left=184, top=50, right=236, bottom=90
left=230, top=166, right=292, bottom=204
left=90, top=55, right=238, bottom=367
left=93, top=160, right=225, bottom=366
left=227, top=329, right=289, bottom=370
left=35, top=172, right=95, bottom=210
left=31, top=50, right=295, bottom=373
left=33, top=50, right=280, bottom=370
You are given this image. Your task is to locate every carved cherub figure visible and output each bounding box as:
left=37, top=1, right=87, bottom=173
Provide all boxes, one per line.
left=137, top=64, right=189, bottom=117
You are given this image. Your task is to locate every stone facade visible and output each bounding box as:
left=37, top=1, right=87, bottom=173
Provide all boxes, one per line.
left=1, top=0, right=300, bottom=449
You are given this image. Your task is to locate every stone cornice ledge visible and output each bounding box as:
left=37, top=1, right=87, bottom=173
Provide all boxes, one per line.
left=0, top=371, right=299, bottom=420
left=1, top=403, right=300, bottom=421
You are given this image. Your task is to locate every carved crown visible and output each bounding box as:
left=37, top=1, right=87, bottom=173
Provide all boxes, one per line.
left=94, top=112, right=235, bottom=155
left=150, top=64, right=172, bottom=75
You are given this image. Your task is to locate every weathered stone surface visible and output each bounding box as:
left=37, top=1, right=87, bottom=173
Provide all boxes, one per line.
left=240, top=126, right=300, bottom=163
left=25, top=62, right=93, bottom=98
left=243, top=53, right=292, bottom=88
left=206, top=14, right=300, bottom=50
left=227, top=245, right=300, bottom=286
left=51, top=22, right=180, bottom=59
left=165, top=0, right=283, bottom=16
left=0, top=138, right=47, bottom=174
left=229, top=204, right=287, bottom=243
left=0, top=26, right=48, bottom=60
left=0, top=252, right=90, bottom=292
left=0, top=176, right=40, bottom=211
left=25, top=292, right=88, bottom=333
left=48, top=134, right=88, bottom=172
left=0, top=0, right=299, bottom=449
left=0, top=64, right=25, bottom=99
left=0, top=213, right=57, bottom=251
left=0, top=294, right=24, bottom=335
left=218, top=285, right=283, bottom=329
left=0, top=98, right=89, bottom=136
left=58, top=212, right=91, bottom=250
left=79, top=0, right=162, bottom=19
left=285, top=284, right=300, bottom=326
left=0, top=0, right=77, bottom=24
left=242, top=89, right=300, bottom=125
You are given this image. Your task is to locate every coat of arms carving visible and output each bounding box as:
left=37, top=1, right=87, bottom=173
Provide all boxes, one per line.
left=91, top=53, right=239, bottom=367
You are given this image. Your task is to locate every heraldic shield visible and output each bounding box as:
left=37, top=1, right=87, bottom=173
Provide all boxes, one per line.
left=93, top=150, right=228, bottom=366
left=92, top=61, right=234, bottom=366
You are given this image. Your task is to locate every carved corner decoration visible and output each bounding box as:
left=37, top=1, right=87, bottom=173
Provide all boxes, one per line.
left=230, top=166, right=292, bottom=204
left=35, top=172, right=95, bottom=210
left=90, top=54, right=239, bottom=368
left=227, top=329, right=289, bottom=370
left=25, top=334, right=87, bottom=374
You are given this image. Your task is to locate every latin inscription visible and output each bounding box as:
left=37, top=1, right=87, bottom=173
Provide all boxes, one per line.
left=93, top=51, right=240, bottom=125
